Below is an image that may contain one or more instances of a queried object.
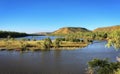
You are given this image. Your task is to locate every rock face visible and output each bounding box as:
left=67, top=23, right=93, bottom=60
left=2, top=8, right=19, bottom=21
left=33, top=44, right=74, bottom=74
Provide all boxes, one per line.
left=94, top=25, right=120, bottom=32
left=52, top=27, right=90, bottom=34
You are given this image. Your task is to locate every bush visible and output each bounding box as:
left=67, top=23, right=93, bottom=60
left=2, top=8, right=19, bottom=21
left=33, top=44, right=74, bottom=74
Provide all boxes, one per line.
left=88, top=58, right=120, bottom=74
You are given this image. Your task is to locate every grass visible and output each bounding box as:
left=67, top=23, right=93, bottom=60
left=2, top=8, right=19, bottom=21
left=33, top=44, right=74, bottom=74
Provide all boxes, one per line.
left=114, top=69, right=120, bottom=74
left=60, top=41, right=88, bottom=47
left=0, top=39, right=89, bottom=51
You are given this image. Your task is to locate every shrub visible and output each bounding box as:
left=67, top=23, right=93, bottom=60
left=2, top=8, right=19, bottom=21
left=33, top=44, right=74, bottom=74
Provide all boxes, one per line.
left=87, top=58, right=120, bottom=74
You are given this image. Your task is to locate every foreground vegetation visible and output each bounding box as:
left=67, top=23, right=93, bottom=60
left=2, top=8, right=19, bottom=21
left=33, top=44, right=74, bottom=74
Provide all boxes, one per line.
left=87, top=59, right=120, bottom=74
left=87, top=29, right=120, bottom=74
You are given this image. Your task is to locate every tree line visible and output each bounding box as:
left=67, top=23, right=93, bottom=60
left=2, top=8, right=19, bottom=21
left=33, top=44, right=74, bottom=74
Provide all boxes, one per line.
left=0, top=31, right=28, bottom=38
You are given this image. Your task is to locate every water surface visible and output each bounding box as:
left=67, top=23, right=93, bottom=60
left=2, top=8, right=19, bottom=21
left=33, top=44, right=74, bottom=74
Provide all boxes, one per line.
left=0, top=41, right=120, bottom=74
left=17, top=36, right=61, bottom=40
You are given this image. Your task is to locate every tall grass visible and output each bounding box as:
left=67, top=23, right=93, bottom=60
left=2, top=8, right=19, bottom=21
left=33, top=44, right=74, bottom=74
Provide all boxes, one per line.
left=114, top=69, right=120, bottom=74
left=0, top=38, right=88, bottom=51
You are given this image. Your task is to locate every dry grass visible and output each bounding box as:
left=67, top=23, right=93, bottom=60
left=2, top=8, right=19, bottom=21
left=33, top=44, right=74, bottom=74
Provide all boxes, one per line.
left=114, top=69, right=120, bottom=74
left=0, top=39, right=88, bottom=51
left=60, top=41, right=88, bottom=47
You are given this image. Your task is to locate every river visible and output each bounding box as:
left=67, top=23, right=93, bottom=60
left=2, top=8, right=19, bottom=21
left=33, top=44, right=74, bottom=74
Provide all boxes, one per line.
left=0, top=40, right=120, bottom=74
left=17, top=36, right=62, bottom=40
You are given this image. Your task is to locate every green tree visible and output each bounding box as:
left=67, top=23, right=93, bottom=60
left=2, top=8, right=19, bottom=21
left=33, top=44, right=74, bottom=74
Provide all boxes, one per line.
left=106, top=30, right=120, bottom=50
left=43, top=37, right=52, bottom=50
left=54, top=38, right=61, bottom=48
left=103, top=33, right=108, bottom=38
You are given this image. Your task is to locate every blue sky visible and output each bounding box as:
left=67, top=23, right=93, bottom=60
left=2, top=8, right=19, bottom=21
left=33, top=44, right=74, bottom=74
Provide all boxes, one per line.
left=0, top=0, right=120, bottom=33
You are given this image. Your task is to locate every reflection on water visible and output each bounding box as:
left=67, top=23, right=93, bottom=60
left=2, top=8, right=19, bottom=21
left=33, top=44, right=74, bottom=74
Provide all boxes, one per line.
left=0, top=41, right=120, bottom=74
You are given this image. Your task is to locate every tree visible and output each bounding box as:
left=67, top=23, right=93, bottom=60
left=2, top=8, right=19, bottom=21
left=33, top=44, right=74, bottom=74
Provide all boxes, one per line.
left=19, top=41, right=28, bottom=51
left=103, top=33, right=108, bottom=38
left=43, top=37, right=52, bottom=50
left=106, top=30, right=120, bottom=50
left=0, top=31, right=28, bottom=38
left=54, top=38, right=61, bottom=48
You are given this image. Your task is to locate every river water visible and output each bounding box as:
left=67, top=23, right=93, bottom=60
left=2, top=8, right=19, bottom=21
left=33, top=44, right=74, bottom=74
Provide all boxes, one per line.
left=17, top=36, right=61, bottom=40
left=0, top=40, right=120, bottom=74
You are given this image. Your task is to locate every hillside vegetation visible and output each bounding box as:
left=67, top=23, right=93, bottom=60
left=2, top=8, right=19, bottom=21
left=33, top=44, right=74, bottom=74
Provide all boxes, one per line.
left=94, top=25, right=120, bottom=32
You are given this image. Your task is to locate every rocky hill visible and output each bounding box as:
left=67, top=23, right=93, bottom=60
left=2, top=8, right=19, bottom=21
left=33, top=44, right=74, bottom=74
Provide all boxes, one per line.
left=94, top=25, right=120, bottom=32
left=52, top=27, right=90, bottom=34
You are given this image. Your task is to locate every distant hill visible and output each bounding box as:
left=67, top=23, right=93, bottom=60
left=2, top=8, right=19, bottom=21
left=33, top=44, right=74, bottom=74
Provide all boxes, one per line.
left=94, top=25, right=120, bottom=32
left=33, top=32, right=51, bottom=35
left=52, top=27, right=90, bottom=34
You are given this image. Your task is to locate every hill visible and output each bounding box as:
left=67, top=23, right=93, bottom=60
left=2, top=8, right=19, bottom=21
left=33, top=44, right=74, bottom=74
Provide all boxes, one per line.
left=94, top=25, right=120, bottom=32
left=33, top=32, right=51, bottom=36
left=52, top=27, right=90, bottom=35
